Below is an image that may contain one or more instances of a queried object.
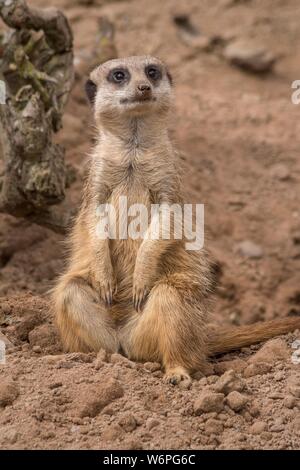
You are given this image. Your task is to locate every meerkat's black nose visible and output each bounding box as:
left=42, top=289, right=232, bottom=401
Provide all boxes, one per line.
left=137, top=84, right=151, bottom=92
left=136, top=83, right=152, bottom=101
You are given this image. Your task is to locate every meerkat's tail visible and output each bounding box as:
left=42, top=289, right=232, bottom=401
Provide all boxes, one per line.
left=208, top=317, right=300, bottom=356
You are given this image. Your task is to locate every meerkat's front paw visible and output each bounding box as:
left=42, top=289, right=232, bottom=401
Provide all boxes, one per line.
left=99, top=278, right=117, bottom=307
left=164, top=366, right=192, bottom=387
left=90, top=271, right=117, bottom=307
left=132, top=281, right=150, bottom=312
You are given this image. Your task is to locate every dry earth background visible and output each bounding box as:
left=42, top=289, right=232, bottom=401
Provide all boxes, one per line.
left=0, top=0, right=300, bottom=450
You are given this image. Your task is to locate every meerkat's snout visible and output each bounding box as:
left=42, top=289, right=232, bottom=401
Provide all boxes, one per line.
left=135, top=83, right=152, bottom=101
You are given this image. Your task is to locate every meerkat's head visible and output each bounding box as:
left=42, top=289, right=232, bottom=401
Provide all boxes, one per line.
left=85, top=56, right=173, bottom=126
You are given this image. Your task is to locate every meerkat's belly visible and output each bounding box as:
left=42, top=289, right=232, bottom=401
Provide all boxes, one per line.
left=108, top=180, right=152, bottom=282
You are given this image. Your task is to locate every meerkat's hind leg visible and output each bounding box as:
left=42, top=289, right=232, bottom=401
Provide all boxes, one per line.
left=121, top=281, right=208, bottom=385
left=53, top=273, right=119, bottom=353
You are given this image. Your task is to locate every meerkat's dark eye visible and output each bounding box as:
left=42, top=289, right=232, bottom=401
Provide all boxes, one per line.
left=113, top=70, right=125, bottom=82
left=145, top=65, right=162, bottom=82
left=107, top=68, right=129, bottom=84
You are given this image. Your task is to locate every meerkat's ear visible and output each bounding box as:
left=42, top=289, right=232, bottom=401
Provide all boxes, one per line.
left=85, top=79, right=97, bottom=105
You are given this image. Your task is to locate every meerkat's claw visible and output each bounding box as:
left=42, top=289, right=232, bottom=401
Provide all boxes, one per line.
left=164, top=367, right=192, bottom=386
left=98, top=280, right=116, bottom=307
left=133, top=286, right=149, bottom=312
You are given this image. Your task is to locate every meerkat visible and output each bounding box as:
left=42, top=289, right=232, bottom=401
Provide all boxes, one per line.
left=53, top=56, right=300, bottom=385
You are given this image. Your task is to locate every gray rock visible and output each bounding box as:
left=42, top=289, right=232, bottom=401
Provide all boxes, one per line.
left=224, top=41, right=277, bottom=73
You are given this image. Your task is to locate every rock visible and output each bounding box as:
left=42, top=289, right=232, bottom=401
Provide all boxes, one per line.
left=261, top=431, right=273, bottom=441
left=224, top=41, right=277, bottom=73
left=270, top=164, right=290, bottom=181
left=146, top=418, right=160, bottom=430
left=110, top=353, right=135, bottom=368
left=144, top=362, right=161, bottom=372
left=214, top=359, right=247, bottom=375
left=94, top=349, right=109, bottom=369
left=291, top=417, right=300, bottom=432
left=273, top=371, right=285, bottom=381
left=250, top=421, right=267, bottom=435
left=194, top=392, right=225, bottom=414
left=248, top=403, right=260, bottom=417
left=289, top=386, right=300, bottom=398
left=5, top=429, right=19, bottom=444
left=236, top=240, right=263, bottom=259
left=214, top=370, right=245, bottom=395
left=270, top=424, right=284, bottom=433
left=15, top=312, right=43, bottom=341
left=204, top=418, right=224, bottom=435
left=226, top=391, right=248, bottom=411
left=102, top=423, right=124, bottom=442
left=0, top=378, right=19, bottom=407
left=283, top=396, right=297, bottom=409
left=77, top=378, right=124, bottom=418
left=118, top=413, right=137, bottom=432
left=182, top=35, right=213, bottom=52
left=42, top=355, right=62, bottom=364
left=94, top=359, right=104, bottom=370
left=66, top=352, right=93, bottom=363
left=249, top=338, right=289, bottom=364
left=243, top=362, right=272, bottom=377
left=49, top=381, right=63, bottom=390
left=28, top=324, right=61, bottom=353
left=97, top=348, right=109, bottom=362
left=33, top=345, right=41, bottom=353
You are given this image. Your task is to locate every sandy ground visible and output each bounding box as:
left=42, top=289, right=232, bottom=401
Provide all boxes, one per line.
left=0, top=0, right=300, bottom=450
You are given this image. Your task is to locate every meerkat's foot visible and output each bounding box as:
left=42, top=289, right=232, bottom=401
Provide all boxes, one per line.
left=53, top=274, right=119, bottom=353
left=163, top=366, right=191, bottom=386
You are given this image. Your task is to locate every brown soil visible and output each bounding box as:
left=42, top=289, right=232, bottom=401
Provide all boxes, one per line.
left=0, top=0, right=300, bottom=450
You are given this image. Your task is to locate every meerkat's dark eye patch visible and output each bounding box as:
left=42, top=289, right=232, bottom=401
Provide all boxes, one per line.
left=85, top=79, right=97, bottom=105
left=107, top=67, right=130, bottom=84
left=166, top=71, right=173, bottom=86
left=145, top=65, right=162, bottom=82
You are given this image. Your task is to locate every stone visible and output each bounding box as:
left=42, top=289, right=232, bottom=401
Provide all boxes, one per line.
left=236, top=240, right=263, bottom=258
left=243, top=362, right=272, bottom=377
left=250, top=421, right=267, bottom=435
left=226, top=391, right=248, bottom=411
left=249, top=339, right=289, bottom=364
left=102, top=424, right=124, bottom=441
left=0, top=378, right=19, bottom=407
left=194, top=392, right=225, bottom=414
left=146, top=418, right=160, bottom=430
left=289, top=386, right=300, bottom=398
left=28, top=324, right=60, bottom=353
left=204, top=418, right=224, bottom=435
left=214, top=370, right=245, bottom=395
left=118, top=414, right=137, bottom=432
left=78, top=378, right=124, bottom=418
left=283, top=396, right=297, bottom=409
left=270, top=164, right=290, bottom=181
left=224, top=41, right=277, bottom=73
left=214, top=359, right=247, bottom=375
left=110, top=353, right=135, bottom=368
left=144, top=362, right=161, bottom=372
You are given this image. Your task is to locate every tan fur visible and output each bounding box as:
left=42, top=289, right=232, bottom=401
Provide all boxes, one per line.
left=53, top=56, right=300, bottom=384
